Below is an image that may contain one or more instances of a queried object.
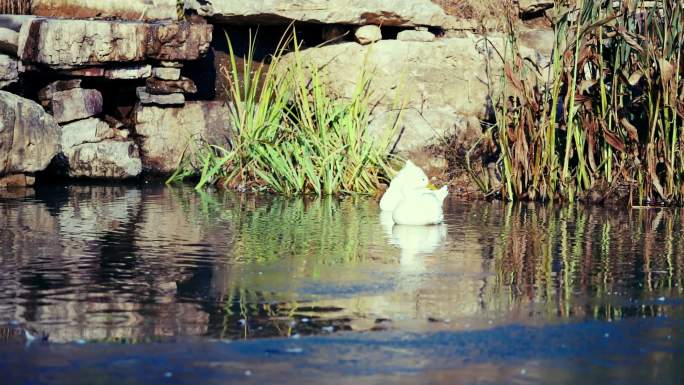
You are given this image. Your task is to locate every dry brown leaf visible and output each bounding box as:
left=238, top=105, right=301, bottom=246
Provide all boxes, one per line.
left=658, top=58, right=674, bottom=83
left=603, top=130, right=626, bottom=153
left=620, top=117, right=640, bottom=142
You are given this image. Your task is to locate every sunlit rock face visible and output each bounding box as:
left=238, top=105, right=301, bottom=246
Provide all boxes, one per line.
left=30, top=0, right=178, bottom=21
left=18, top=19, right=212, bottom=69
left=134, top=101, right=232, bottom=174
left=186, top=0, right=452, bottom=27
left=0, top=91, right=61, bottom=178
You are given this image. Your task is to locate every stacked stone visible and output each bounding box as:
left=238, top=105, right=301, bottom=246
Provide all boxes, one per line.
left=0, top=22, right=20, bottom=89
left=38, top=79, right=142, bottom=179
left=136, top=62, right=198, bottom=106
left=0, top=16, right=214, bottom=184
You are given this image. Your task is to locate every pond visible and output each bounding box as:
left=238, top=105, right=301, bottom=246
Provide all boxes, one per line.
left=0, top=184, right=682, bottom=384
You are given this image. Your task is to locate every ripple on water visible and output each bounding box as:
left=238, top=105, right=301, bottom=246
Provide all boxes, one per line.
left=0, top=184, right=682, bottom=343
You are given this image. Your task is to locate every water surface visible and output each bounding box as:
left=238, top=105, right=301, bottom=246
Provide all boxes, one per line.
left=0, top=184, right=682, bottom=384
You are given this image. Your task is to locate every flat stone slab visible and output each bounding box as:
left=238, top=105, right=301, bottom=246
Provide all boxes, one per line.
left=152, top=67, right=181, bottom=80
left=104, top=64, right=152, bottom=79
left=397, top=29, right=435, bottom=42
left=31, top=0, right=178, bottom=22
left=60, top=117, right=115, bottom=149
left=38, top=79, right=82, bottom=101
left=18, top=19, right=212, bottom=69
left=136, top=87, right=185, bottom=105
left=146, top=77, right=197, bottom=94
left=50, top=88, right=103, bottom=124
left=185, top=0, right=452, bottom=27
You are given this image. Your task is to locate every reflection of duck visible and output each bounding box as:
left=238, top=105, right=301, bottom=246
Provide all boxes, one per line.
left=392, top=172, right=448, bottom=226
left=390, top=223, right=447, bottom=273
left=379, top=160, right=428, bottom=212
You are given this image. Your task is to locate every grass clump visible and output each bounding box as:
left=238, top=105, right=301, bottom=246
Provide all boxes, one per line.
left=470, top=0, right=684, bottom=205
left=169, top=29, right=398, bottom=196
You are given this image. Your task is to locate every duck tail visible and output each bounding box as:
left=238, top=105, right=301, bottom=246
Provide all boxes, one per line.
left=436, top=186, right=449, bottom=202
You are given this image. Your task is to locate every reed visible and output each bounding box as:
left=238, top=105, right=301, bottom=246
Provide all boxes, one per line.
left=471, top=0, right=684, bottom=205
left=168, top=28, right=398, bottom=195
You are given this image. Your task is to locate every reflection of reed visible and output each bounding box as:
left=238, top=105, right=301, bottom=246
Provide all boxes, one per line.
left=192, top=192, right=388, bottom=339
left=488, top=204, right=684, bottom=320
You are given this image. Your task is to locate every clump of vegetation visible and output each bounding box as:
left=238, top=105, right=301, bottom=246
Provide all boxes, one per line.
left=169, top=29, right=399, bottom=196
left=470, top=0, right=684, bottom=205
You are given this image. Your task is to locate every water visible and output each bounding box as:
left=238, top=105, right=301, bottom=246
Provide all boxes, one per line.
left=0, top=184, right=682, bottom=384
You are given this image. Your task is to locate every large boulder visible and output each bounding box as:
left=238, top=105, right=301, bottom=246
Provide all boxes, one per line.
left=134, top=101, right=232, bottom=174
left=64, top=140, right=142, bottom=178
left=282, top=38, right=496, bottom=153
left=0, top=91, right=61, bottom=176
left=60, top=117, right=141, bottom=178
left=0, top=54, right=18, bottom=89
left=18, top=19, right=212, bottom=69
left=30, top=0, right=178, bottom=21
left=185, top=0, right=452, bottom=27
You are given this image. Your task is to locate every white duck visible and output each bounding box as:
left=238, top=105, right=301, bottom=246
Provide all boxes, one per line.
left=379, top=160, right=428, bottom=212
left=392, top=172, right=448, bottom=226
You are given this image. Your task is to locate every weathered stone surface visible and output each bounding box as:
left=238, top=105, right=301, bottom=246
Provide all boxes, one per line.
left=0, top=174, right=35, bottom=187
left=0, top=15, right=36, bottom=32
left=64, top=140, right=142, bottom=178
left=50, top=88, right=103, bottom=123
left=60, top=117, right=116, bottom=149
left=104, top=64, right=152, bottom=79
left=149, top=22, right=213, bottom=61
left=186, top=0, right=452, bottom=27
left=282, top=39, right=496, bottom=152
left=0, top=91, right=61, bottom=176
left=18, top=19, right=212, bottom=69
left=58, top=67, right=105, bottom=77
left=0, top=27, right=19, bottom=55
left=152, top=67, right=181, bottom=80
left=136, top=87, right=185, bottom=105
left=146, top=77, right=197, bottom=94
left=355, top=25, right=382, bottom=45
left=38, top=79, right=82, bottom=101
left=31, top=0, right=178, bottom=22
left=518, top=0, right=554, bottom=16
left=397, top=29, right=435, bottom=42
left=0, top=54, right=18, bottom=89
left=134, top=101, right=231, bottom=174
left=160, top=61, right=183, bottom=68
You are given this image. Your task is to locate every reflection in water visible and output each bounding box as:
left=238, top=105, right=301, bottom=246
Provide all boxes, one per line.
left=389, top=224, right=447, bottom=275
left=0, top=185, right=683, bottom=344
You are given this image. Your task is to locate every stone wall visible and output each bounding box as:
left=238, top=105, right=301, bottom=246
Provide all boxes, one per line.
left=0, top=1, right=553, bottom=186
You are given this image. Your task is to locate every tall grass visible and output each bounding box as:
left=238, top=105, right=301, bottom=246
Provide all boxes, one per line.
left=470, top=0, right=684, bottom=205
left=168, top=29, right=399, bottom=195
